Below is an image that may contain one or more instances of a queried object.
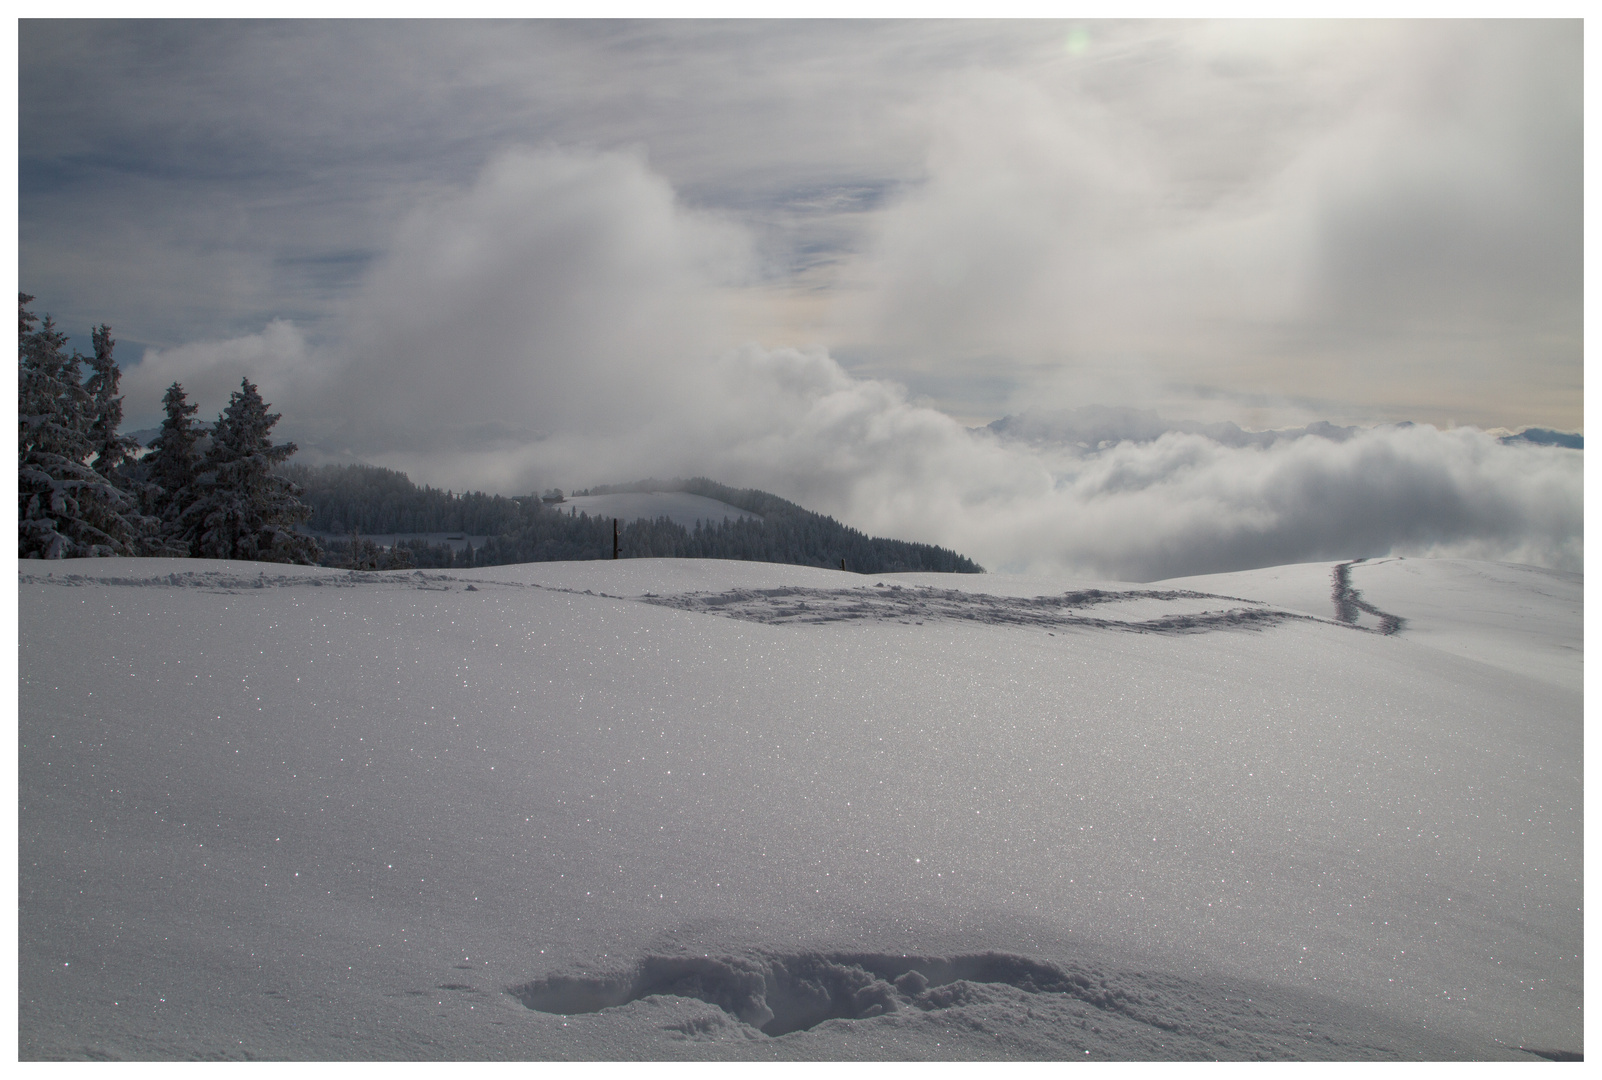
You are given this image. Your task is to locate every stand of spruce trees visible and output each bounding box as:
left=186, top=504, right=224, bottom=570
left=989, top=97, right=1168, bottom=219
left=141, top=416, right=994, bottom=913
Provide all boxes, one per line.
left=18, top=294, right=320, bottom=564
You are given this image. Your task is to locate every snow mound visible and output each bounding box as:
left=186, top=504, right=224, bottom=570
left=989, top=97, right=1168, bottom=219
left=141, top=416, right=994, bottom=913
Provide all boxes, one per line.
left=514, top=948, right=1230, bottom=1036
left=509, top=947, right=1511, bottom=1059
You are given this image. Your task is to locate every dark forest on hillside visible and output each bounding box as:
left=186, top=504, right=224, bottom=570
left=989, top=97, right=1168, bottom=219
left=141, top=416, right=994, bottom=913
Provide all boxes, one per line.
left=286, top=465, right=983, bottom=574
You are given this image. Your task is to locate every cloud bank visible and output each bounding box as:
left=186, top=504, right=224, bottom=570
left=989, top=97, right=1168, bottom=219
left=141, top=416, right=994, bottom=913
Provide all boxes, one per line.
left=121, top=146, right=1581, bottom=582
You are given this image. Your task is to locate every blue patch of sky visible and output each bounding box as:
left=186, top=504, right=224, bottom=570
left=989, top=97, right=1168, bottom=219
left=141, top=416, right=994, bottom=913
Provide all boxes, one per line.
left=18, top=145, right=304, bottom=194
left=684, top=176, right=902, bottom=217
left=271, top=251, right=379, bottom=295
left=691, top=176, right=907, bottom=283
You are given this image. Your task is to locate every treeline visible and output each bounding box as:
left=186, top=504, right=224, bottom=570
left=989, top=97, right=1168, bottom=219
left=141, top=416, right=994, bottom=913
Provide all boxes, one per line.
left=281, top=463, right=540, bottom=536
left=291, top=467, right=984, bottom=574
left=19, top=294, right=319, bottom=563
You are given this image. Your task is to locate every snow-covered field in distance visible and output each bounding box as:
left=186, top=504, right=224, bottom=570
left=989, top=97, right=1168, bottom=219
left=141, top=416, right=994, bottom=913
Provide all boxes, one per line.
left=552, top=492, right=759, bottom=529
left=17, top=556, right=1581, bottom=1060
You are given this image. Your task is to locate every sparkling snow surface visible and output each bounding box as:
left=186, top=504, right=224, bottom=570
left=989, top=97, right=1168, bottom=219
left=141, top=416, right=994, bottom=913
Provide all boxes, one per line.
left=18, top=557, right=1580, bottom=1060
left=547, top=492, right=759, bottom=529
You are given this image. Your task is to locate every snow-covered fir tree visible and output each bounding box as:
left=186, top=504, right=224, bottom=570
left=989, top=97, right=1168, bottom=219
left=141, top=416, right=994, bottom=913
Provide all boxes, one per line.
left=140, top=381, right=207, bottom=553
left=18, top=294, right=142, bottom=558
left=83, top=325, right=139, bottom=479
left=81, top=322, right=170, bottom=554
left=180, top=378, right=321, bottom=564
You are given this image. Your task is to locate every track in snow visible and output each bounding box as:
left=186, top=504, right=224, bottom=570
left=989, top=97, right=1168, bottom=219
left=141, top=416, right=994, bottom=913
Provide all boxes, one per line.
left=19, top=566, right=1393, bottom=638
left=639, top=583, right=1318, bottom=635
left=1330, top=560, right=1405, bottom=634
left=17, top=567, right=448, bottom=593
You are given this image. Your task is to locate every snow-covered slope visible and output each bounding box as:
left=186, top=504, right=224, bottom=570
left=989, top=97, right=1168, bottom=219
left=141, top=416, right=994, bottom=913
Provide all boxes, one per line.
left=1158, top=557, right=1581, bottom=693
left=18, top=557, right=1581, bottom=1060
left=551, top=492, right=758, bottom=529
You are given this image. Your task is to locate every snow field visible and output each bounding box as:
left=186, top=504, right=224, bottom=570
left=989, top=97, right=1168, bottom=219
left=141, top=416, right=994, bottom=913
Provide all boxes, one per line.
left=17, top=557, right=1581, bottom=1059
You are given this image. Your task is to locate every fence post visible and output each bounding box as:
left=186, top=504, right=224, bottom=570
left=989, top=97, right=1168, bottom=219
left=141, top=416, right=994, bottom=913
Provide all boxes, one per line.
left=613, top=518, right=620, bottom=560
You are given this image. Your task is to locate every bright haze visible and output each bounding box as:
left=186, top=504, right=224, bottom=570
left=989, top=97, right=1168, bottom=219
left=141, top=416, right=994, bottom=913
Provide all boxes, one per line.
left=18, top=19, right=1582, bottom=579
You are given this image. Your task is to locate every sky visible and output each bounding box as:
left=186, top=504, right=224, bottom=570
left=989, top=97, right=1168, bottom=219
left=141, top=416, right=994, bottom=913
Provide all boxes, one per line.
left=16, top=18, right=1585, bottom=577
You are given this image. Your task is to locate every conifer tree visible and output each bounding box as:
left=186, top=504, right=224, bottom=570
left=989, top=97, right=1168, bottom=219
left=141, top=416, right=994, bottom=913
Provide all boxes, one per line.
left=82, top=322, right=170, bottom=554
left=18, top=294, right=141, bottom=558
left=83, top=324, right=138, bottom=479
left=143, top=381, right=203, bottom=536
left=180, top=378, right=321, bottom=564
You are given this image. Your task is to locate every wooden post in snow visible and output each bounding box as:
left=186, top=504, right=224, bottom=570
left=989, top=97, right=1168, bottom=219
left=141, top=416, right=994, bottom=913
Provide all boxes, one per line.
left=613, top=518, right=620, bottom=560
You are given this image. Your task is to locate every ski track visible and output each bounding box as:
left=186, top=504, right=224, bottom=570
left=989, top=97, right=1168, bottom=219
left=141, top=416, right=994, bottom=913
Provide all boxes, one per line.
left=18, top=567, right=1377, bottom=637
left=1330, top=559, right=1405, bottom=634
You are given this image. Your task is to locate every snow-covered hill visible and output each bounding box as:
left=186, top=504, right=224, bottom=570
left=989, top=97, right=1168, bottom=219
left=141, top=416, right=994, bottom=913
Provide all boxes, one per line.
left=17, top=556, right=1581, bottom=1060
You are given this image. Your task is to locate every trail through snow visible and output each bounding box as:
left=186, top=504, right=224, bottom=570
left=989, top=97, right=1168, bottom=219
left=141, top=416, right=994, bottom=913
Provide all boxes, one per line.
left=637, top=584, right=1328, bottom=635
left=1330, top=560, right=1405, bottom=635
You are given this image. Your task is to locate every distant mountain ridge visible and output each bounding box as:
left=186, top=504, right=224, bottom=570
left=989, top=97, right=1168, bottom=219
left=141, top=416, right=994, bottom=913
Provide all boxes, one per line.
left=983, top=406, right=1359, bottom=450
left=1499, top=427, right=1583, bottom=449
left=984, top=406, right=1581, bottom=451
